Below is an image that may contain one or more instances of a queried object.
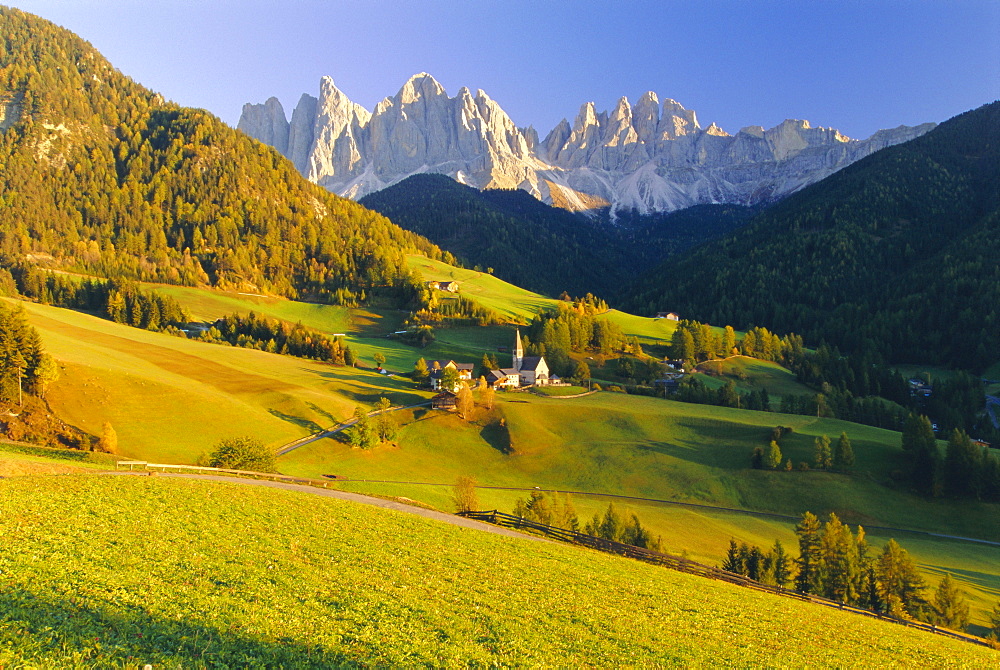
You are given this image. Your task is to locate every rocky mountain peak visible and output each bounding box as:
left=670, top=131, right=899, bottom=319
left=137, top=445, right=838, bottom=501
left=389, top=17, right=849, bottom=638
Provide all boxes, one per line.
left=239, top=73, right=936, bottom=215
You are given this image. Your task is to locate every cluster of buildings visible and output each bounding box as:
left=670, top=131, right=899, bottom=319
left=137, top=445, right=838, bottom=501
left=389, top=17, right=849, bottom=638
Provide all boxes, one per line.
left=428, top=329, right=560, bottom=394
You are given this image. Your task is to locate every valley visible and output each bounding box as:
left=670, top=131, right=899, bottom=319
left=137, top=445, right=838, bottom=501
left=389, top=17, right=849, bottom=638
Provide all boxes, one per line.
left=0, top=5, right=997, bottom=664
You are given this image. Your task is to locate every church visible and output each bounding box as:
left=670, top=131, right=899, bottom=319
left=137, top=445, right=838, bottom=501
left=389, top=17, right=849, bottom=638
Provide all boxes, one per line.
left=487, top=329, right=558, bottom=388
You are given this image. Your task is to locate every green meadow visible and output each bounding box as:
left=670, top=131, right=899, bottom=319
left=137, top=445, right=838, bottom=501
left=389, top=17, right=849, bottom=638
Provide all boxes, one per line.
left=279, top=391, right=1000, bottom=631
left=17, top=299, right=430, bottom=462
left=693, top=355, right=816, bottom=403
left=0, top=475, right=993, bottom=666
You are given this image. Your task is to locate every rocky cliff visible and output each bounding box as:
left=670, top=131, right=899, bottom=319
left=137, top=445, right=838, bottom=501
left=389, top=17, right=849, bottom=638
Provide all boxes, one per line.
left=239, top=73, right=935, bottom=214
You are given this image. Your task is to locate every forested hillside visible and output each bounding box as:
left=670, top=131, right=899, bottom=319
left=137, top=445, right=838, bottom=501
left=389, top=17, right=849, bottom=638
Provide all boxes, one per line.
left=0, top=8, right=447, bottom=306
left=623, top=102, right=1000, bottom=371
left=360, top=174, right=754, bottom=297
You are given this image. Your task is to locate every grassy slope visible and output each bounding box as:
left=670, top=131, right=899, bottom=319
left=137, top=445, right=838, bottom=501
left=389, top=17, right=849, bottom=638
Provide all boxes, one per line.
left=694, top=355, right=815, bottom=403
left=0, top=475, right=992, bottom=666
left=18, top=299, right=429, bottom=462
left=280, top=391, right=1000, bottom=631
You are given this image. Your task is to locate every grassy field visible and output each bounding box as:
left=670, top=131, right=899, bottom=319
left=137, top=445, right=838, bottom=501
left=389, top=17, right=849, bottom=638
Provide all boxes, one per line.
left=694, top=355, right=815, bottom=404
left=0, top=440, right=116, bottom=476
left=0, top=474, right=993, bottom=666
left=279, top=391, right=1000, bottom=631
left=17, top=299, right=430, bottom=463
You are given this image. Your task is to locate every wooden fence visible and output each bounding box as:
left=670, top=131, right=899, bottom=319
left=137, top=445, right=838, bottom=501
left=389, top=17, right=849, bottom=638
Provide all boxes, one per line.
left=459, top=510, right=995, bottom=649
left=114, top=461, right=338, bottom=487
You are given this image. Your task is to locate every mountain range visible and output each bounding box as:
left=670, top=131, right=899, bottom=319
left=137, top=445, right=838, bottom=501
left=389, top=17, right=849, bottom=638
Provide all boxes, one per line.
left=239, top=73, right=934, bottom=214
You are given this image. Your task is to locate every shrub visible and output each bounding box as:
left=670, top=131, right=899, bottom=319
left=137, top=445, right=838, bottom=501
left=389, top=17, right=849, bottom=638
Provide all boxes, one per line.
left=208, top=436, right=275, bottom=472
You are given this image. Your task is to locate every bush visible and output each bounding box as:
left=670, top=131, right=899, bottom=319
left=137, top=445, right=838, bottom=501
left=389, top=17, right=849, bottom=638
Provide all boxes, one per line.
left=208, top=436, right=275, bottom=472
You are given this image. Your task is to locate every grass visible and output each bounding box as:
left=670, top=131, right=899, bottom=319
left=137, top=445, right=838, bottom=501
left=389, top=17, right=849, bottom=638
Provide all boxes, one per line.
left=0, top=440, right=115, bottom=476
left=695, top=355, right=815, bottom=403
left=531, top=385, right=589, bottom=396
left=17, top=299, right=430, bottom=463
left=280, top=391, right=1000, bottom=630
left=0, top=474, right=993, bottom=666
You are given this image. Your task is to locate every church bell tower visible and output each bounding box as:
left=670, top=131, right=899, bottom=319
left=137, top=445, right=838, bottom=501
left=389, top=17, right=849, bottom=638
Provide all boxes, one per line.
left=513, top=328, right=524, bottom=372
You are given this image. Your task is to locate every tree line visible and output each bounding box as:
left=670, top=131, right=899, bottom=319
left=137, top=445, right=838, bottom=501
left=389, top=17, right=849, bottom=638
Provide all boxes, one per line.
left=196, top=312, right=354, bottom=365
left=901, top=414, right=1000, bottom=501
left=725, top=512, right=975, bottom=631
left=2, top=262, right=187, bottom=332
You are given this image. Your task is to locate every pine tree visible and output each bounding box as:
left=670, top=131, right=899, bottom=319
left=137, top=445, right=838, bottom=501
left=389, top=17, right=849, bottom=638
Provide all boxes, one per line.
left=814, top=435, right=832, bottom=470
left=795, top=511, right=822, bottom=593
left=818, top=513, right=858, bottom=604
left=722, top=539, right=742, bottom=573
left=876, top=539, right=927, bottom=619
left=989, top=601, right=1000, bottom=639
left=930, top=573, right=970, bottom=631
left=771, top=540, right=791, bottom=588
left=834, top=431, right=855, bottom=471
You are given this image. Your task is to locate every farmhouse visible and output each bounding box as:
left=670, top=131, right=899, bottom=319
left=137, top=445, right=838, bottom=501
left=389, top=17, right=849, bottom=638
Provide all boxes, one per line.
left=428, top=360, right=474, bottom=391
left=654, top=311, right=681, bottom=321
left=431, top=390, right=458, bottom=410
left=427, top=280, right=459, bottom=292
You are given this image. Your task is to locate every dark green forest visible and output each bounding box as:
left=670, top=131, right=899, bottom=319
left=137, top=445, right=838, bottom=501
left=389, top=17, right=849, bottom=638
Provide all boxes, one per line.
left=0, top=8, right=448, bottom=307
left=623, top=101, right=1000, bottom=372
left=360, top=173, right=754, bottom=297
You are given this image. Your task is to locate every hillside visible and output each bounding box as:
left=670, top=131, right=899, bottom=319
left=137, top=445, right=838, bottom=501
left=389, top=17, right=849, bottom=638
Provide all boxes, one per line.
left=0, top=475, right=993, bottom=665
left=623, top=101, right=1000, bottom=372
left=0, top=8, right=445, bottom=305
left=361, top=174, right=754, bottom=297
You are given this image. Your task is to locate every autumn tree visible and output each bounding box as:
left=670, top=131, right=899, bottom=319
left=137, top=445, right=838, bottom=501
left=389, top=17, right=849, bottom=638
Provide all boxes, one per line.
left=929, top=573, right=970, bottom=631
left=452, top=475, right=480, bottom=513
left=97, top=421, right=118, bottom=455
left=456, top=383, right=474, bottom=420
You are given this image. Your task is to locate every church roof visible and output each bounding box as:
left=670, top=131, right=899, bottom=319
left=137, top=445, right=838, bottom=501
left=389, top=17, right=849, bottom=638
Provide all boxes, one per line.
left=519, top=356, right=546, bottom=371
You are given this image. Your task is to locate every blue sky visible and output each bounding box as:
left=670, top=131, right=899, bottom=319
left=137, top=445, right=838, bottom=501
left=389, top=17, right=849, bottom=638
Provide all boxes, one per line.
left=10, top=1, right=1000, bottom=139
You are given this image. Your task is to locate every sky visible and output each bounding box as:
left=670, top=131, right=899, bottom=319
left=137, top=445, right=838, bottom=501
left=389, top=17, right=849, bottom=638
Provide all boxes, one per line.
left=9, top=0, right=1000, bottom=139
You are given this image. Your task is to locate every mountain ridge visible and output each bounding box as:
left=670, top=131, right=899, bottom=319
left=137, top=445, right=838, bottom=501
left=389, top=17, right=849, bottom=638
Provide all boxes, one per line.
left=240, top=73, right=935, bottom=214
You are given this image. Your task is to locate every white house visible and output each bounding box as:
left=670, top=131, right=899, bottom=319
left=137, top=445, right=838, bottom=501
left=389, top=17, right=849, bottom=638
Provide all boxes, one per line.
left=428, top=360, right=474, bottom=391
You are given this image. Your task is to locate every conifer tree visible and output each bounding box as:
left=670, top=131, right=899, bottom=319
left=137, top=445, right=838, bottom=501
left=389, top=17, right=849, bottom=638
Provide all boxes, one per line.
left=930, top=573, right=970, bottom=631
left=834, top=431, right=855, bottom=471
left=771, top=539, right=792, bottom=588
left=876, top=539, right=927, bottom=619
left=795, top=511, right=822, bottom=593
left=814, top=435, right=832, bottom=470
left=818, top=513, right=858, bottom=603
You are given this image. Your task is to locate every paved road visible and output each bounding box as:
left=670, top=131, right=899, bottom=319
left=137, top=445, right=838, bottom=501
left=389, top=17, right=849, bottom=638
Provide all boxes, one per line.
left=275, top=401, right=432, bottom=456
left=112, top=472, right=550, bottom=543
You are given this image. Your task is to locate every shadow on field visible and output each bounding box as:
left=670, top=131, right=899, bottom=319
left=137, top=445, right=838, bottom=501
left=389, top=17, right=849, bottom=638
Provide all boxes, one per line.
left=480, top=421, right=512, bottom=454
left=307, top=402, right=339, bottom=426
left=268, top=409, right=324, bottom=434
left=0, top=587, right=352, bottom=667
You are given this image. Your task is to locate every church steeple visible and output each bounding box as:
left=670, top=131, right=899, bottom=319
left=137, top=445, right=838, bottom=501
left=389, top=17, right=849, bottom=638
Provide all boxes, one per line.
left=513, top=328, right=524, bottom=371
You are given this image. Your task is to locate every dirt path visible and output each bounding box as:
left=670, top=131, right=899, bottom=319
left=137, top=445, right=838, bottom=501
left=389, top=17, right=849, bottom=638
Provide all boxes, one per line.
left=112, top=472, right=550, bottom=543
